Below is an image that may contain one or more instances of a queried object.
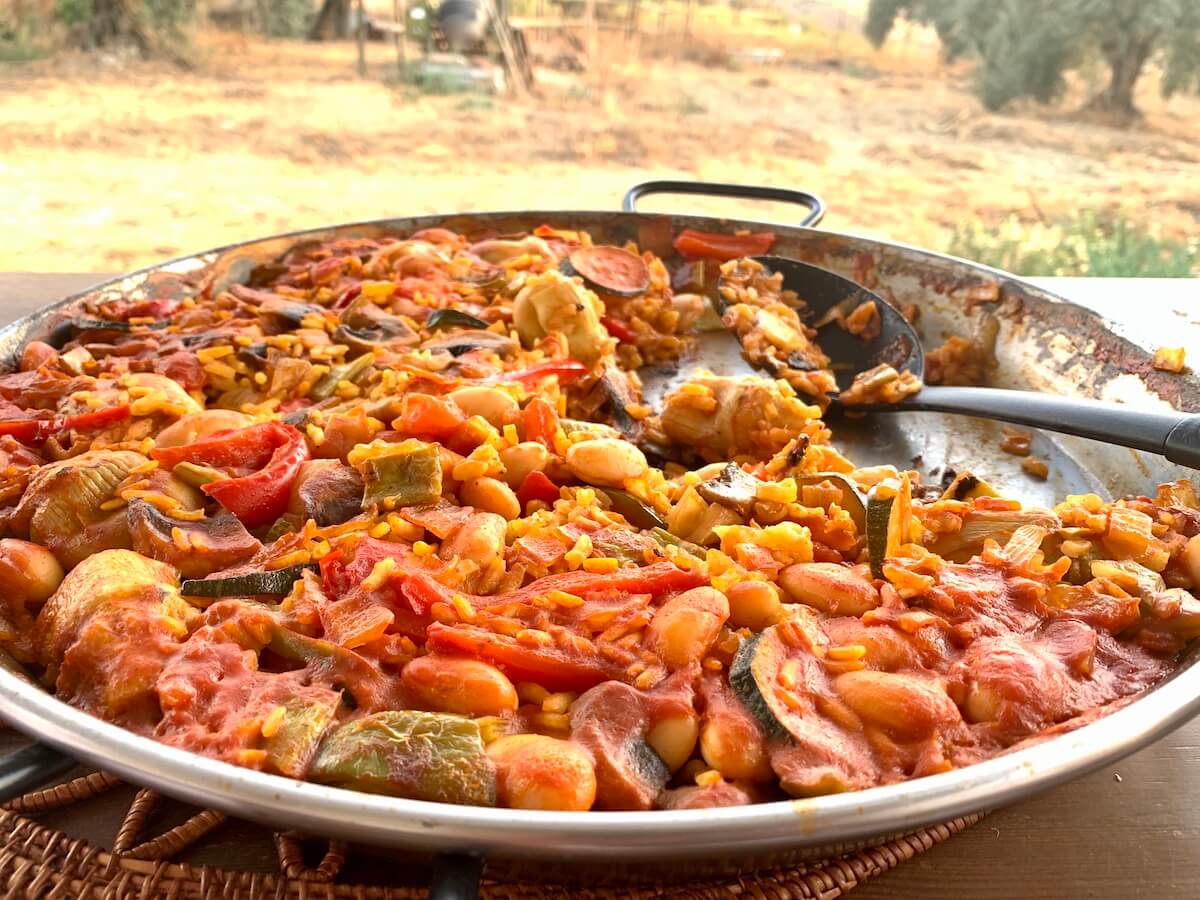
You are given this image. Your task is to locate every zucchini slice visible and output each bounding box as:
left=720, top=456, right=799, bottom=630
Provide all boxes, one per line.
left=866, top=474, right=912, bottom=579
left=180, top=564, right=316, bottom=598
left=728, top=630, right=789, bottom=740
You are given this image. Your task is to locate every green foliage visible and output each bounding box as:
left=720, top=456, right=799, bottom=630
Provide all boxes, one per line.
left=1, top=4, right=51, bottom=60
left=257, top=0, right=314, bottom=38
left=55, top=0, right=93, bottom=28
left=866, top=0, right=1200, bottom=113
left=947, top=212, right=1200, bottom=277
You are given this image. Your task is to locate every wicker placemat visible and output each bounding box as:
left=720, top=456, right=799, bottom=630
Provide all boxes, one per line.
left=0, top=767, right=984, bottom=898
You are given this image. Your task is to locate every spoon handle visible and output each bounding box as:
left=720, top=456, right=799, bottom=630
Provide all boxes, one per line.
left=890, top=386, right=1200, bottom=469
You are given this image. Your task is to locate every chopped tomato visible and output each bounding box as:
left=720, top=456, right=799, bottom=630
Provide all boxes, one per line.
left=517, top=471, right=560, bottom=508
left=0, top=405, right=131, bottom=444
left=521, top=397, right=559, bottom=448
left=673, top=229, right=776, bottom=262
left=503, top=360, right=590, bottom=387
left=320, top=536, right=417, bottom=598
left=600, top=316, right=638, bottom=344
left=395, top=393, right=467, bottom=442
left=152, top=423, right=309, bottom=529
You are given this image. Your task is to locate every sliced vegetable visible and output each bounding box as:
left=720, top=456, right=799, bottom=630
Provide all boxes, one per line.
left=696, top=463, right=760, bottom=518
left=152, top=423, right=310, bottom=529
left=521, top=397, right=559, bottom=448
left=649, top=527, right=706, bottom=560
left=0, top=405, right=131, bottom=445
left=180, top=564, right=316, bottom=598
left=940, top=471, right=998, bottom=501
left=596, top=487, right=667, bottom=530
left=728, top=631, right=788, bottom=739
left=517, top=470, right=560, bottom=508
left=308, top=353, right=376, bottom=402
left=395, top=393, right=467, bottom=442
left=795, top=473, right=867, bottom=533
left=128, top=500, right=261, bottom=579
left=866, top=475, right=911, bottom=579
left=289, top=459, right=365, bottom=527
left=425, top=308, right=490, bottom=331
left=503, top=359, right=591, bottom=388
left=601, top=316, right=638, bottom=343
left=673, top=230, right=776, bottom=262
left=353, top=439, right=443, bottom=509
left=563, top=246, right=652, bottom=297
left=310, top=710, right=496, bottom=806
left=422, top=329, right=518, bottom=358
left=264, top=694, right=341, bottom=779
left=569, top=681, right=669, bottom=810
left=48, top=317, right=167, bottom=347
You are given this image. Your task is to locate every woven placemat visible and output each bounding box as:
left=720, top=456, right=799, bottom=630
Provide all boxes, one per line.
left=0, top=766, right=985, bottom=899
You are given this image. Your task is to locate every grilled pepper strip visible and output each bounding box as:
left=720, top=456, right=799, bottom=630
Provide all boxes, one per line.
left=673, top=229, right=776, bottom=262
left=152, top=423, right=310, bottom=529
left=0, top=405, right=130, bottom=444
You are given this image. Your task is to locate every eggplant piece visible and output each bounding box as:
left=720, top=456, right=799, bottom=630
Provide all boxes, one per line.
left=596, top=487, right=666, bottom=531
left=257, top=296, right=325, bottom=334
left=695, top=463, right=760, bottom=518
left=288, top=459, right=365, bottom=527
left=420, top=329, right=518, bottom=358
left=48, top=316, right=168, bottom=348
left=569, top=681, right=669, bottom=810
left=353, top=440, right=443, bottom=510
left=129, top=500, right=261, bottom=579
left=425, top=308, right=490, bottom=331
left=334, top=302, right=420, bottom=354
left=180, top=564, right=316, bottom=598
left=310, top=710, right=496, bottom=805
left=561, top=246, right=651, bottom=298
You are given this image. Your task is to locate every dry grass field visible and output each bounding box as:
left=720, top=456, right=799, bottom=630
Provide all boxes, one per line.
left=3, top=12, right=1198, bottom=273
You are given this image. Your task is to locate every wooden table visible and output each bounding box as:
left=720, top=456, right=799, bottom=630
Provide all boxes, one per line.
left=2, top=272, right=1198, bottom=899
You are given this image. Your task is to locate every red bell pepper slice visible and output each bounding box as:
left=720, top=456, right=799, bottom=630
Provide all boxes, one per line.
left=152, top=422, right=309, bottom=529
left=503, top=360, right=590, bottom=387
left=673, top=229, right=776, bottom=262
left=0, top=405, right=130, bottom=445
left=517, top=471, right=560, bottom=509
left=521, top=397, right=559, bottom=448
left=399, top=561, right=707, bottom=617
left=426, top=622, right=618, bottom=692
left=601, top=316, right=638, bottom=344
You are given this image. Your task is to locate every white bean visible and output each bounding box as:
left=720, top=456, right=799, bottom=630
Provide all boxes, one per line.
left=565, top=438, right=647, bottom=487
left=460, top=477, right=521, bottom=520
left=499, top=441, right=550, bottom=488
left=449, top=387, right=519, bottom=428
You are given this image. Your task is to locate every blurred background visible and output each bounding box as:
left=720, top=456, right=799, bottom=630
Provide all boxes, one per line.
left=2, top=0, right=1198, bottom=276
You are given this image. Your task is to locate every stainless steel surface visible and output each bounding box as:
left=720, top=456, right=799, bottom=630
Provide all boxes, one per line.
left=0, top=208, right=1196, bottom=866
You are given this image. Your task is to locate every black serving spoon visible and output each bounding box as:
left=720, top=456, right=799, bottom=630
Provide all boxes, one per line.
left=727, top=256, right=1200, bottom=469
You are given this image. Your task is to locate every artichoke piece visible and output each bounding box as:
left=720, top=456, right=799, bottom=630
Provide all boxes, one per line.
left=310, top=710, right=496, bottom=806
left=34, top=549, right=192, bottom=729
left=354, top=439, right=443, bottom=510
left=265, top=694, right=341, bottom=779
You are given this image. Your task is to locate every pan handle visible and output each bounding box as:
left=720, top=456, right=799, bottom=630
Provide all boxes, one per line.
left=622, top=180, right=826, bottom=227
left=0, top=742, right=76, bottom=804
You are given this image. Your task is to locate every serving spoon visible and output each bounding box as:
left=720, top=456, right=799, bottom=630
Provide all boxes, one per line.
left=717, top=256, right=1200, bottom=469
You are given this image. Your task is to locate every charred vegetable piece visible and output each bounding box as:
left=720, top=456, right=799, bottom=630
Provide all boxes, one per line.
left=308, top=353, right=376, bottom=402
left=0, top=406, right=131, bottom=445
left=310, top=710, right=496, bottom=806
left=422, top=329, right=518, bottom=357
left=180, top=564, right=316, bottom=598
left=562, top=246, right=651, bottom=297
left=596, top=487, right=666, bottom=531
left=425, top=308, right=490, bottom=331
left=354, top=440, right=443, bottom=509
left=696, top=463, right=760, bottom=518
left=128, top=500, right=261, bottom=579
left=48, top=317, right=167, bottom=347
left=866, top=476, right=911, bottom=579
left=569, top=681, right=669, bottom=810
left=794, top=473, right=867, bottom=533
left=649, top=527, right=706, bottom=560
left=728, top=630, right=789, bottom=739
left=258, top=297, right=324, bottom=333
left=289, top=459, right=365, bottom=527
left=264, top=695, right=342, bottom=779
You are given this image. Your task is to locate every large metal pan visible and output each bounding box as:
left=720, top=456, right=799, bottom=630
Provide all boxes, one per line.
left=0, top=182, right=1197, bottom=893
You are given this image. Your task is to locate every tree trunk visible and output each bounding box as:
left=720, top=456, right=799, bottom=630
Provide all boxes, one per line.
left=310, top=0, right=353, bottom=40
left=1089, top=36, right=1153, bottom=119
